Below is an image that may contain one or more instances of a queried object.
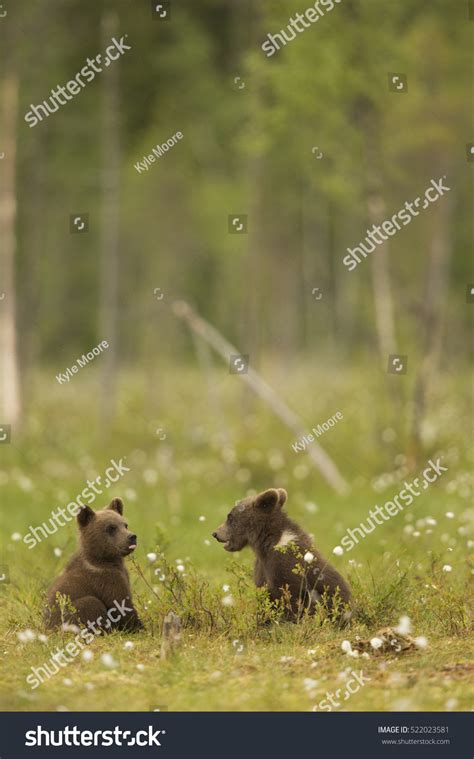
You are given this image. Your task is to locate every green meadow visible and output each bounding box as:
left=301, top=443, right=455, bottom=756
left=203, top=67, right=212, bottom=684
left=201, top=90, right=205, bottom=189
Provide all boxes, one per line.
left=0, top=365, right=472, bottom=712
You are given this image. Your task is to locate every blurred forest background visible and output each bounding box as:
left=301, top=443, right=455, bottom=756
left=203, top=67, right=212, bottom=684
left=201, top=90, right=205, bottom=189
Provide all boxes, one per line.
left=0, top=0, right=472, bottom=442
left=0, top=0, right=473, bottom=713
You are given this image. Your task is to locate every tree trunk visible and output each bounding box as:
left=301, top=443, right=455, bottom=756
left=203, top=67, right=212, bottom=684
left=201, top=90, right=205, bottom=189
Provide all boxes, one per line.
left=99, top=10, right=120, bottom=427
left=366, top=174, right=397, bottom=366
left=0, top=69, right=21, bottom=429
left=410, top=191, right=454, bottom=460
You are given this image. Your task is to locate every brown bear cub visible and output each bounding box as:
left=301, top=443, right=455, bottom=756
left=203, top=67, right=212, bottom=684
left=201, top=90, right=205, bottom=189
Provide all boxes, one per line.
left=213, top=488, right=351, bottom=622
left=45, top=498, right=143, bottom=632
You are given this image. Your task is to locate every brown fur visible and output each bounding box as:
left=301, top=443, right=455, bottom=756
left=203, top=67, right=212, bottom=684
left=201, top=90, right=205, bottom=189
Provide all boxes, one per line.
left=213, top=488, right=351, bottom=622
left=44, top=498, right=143, bottom=632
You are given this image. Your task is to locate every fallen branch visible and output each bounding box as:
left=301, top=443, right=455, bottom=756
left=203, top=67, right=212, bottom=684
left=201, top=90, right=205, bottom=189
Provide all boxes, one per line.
left=172, top=300, right=349, bottom=495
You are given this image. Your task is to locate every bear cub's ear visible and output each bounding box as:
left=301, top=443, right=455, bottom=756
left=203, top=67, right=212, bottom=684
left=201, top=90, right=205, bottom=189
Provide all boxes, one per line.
left=277, top=488, right=288, bottom=507
left=77, top=505, right=95, bottom=528
left=107, top=497, right=124, bottom=515
left=255, top=489, right=280, bottom=511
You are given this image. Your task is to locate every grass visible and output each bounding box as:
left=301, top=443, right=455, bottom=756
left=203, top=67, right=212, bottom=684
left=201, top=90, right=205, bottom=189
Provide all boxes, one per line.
left=0, top=361, right=473, bottom=712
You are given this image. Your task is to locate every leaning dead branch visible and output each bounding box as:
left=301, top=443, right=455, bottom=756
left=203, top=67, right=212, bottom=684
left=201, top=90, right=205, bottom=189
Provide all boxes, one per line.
left=172, top=300, right=349, bottom=495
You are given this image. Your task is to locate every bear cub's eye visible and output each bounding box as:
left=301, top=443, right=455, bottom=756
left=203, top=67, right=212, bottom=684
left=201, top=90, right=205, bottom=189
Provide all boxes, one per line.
left=106, top=524, right=117, bottom=535
left=227, top=514, right=234, bottom=525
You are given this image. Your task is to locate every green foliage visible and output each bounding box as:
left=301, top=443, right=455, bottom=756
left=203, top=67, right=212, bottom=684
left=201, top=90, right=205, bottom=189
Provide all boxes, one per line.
left=1, top=366, right=473, bottom=711
left=3, top=0, right=471, bottom=361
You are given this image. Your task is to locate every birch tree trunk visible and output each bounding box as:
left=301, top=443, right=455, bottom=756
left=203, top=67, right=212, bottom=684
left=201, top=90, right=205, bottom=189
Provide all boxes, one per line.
left=367, top=191, right=397, bottom=362
left=99, top=10, right=120, bottom=426
left=0, top=68, right=21, bottom=429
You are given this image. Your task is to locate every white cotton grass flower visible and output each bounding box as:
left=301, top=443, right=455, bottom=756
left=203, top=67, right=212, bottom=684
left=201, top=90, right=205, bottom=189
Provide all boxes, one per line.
left=82, top=650, right=93, bottom=662
left=221, top=594, right=234, bottom=607
left=222, top=584, right=230, bottom=592
left=445, top=698, right=458, bottom=710
left=302, top=677, right=319, bottom=693
left=61, top=623, right=80, bottom=634
left=341, top=640, right=353, bottom=654
left=307, top=649, right=317, bottom=656
left=333, top=546, right=343, bottom=556
left=370, top=637, right=383, bottom=650
left=18, top=475, right=33, bottom=492
left=63, top=678, right=73, bottom=686
left=340, top=640, right=359, bottom=658
left=11, top=532, right=22, bottom=542
left=425, top=517, right=437, bottom=526
left=38, top=634, right=48, bottom=643
left=337, top=667, right=353, bottom=681
left=414, top=636, right=428, bottom=649
left=146, top=552, right=157, bottom=563
left=445, top=512, right=455, bottom=519
left=100, top=653, right=117, bottom=668
left=303, top=551, right=314, bottom=563
left=85, top=683, right=95, bottom=691
left=199, top=516, right=206, bottom=522
left=143, top=469, right=158, bottom=486
left=394, top=615, right=412, bottom=636
left=53, top=547, right=62, bottom=557
left=136, top=663, right=145, bottom=671
left=176, top=564, right=185, bottom=572
left=123, top=641, right=134, bottom=650
left=280, top=656, right=294, bottom=663
left=17, top=629, right=36, bottom=643
left=56, top=705, right=69, bottom=712
left=204, top=539, right=211, bottom=546
left=442, top=564, right=452, bottom=573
